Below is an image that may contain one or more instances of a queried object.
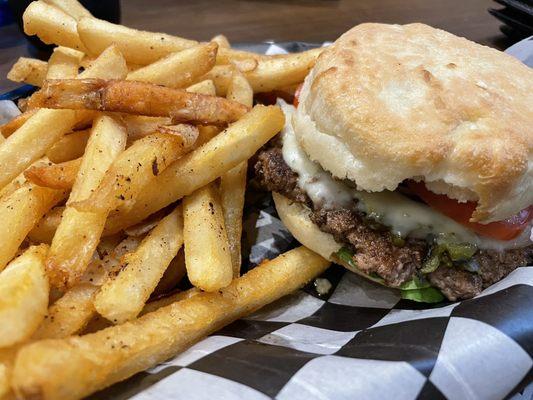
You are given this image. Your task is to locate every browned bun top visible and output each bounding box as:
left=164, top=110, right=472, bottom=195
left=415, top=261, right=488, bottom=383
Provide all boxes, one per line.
left=295, top=23, right=533, bottom=223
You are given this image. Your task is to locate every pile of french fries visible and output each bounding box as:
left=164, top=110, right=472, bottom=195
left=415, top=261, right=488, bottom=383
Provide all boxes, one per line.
left=0, top=1, right=330, bottom=399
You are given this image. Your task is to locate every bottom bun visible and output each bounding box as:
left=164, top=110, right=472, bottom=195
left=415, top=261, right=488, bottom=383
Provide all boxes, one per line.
left=273, top=192, right=389, bottom=281
left=273, top=192, right=341, bottom=261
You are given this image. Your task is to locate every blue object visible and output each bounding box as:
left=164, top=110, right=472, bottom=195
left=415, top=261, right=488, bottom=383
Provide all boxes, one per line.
left=0, top=0, right=13, bottom=27
left=0, top=85, right=36, bottom=101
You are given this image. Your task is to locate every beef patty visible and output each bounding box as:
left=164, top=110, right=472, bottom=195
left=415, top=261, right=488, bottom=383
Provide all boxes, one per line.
left=254, top=139, right=533, bottom=301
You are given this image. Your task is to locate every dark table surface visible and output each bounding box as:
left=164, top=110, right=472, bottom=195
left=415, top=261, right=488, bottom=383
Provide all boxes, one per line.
left=0, top=0, right=510, bottom=93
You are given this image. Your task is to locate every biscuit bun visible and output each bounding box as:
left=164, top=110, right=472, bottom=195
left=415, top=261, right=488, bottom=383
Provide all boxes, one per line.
left=273, top=192, right=372, bottom=278
left=273, top=192, right=340, bottom=261
left=294, top=23, right=533, bottom=223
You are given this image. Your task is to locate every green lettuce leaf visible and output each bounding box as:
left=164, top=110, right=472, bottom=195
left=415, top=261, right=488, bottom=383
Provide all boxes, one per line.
left=401, top=287, right=445, bottom=303
left=336, top=247, right=445, bottom=304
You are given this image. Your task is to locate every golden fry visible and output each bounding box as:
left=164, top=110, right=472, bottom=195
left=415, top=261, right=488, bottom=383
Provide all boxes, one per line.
left=94, top=206, right=184, bottom=323
left=152, top=249, right=187, bottom=296
left=0, top=184, right=65, bottom=271
left=105, top=105, right=284, bottom=234
left=221, top=69, right=253, bottom=276
left=0, top=108, right=89, bottom=191
left=32, top=283, right=97, bottom=340
left=0, top=109, right=38, bottom=138
left=7, top=58, right=47, bottom=87
left=36, top=79, right=250, bottom=126
left=35, top=235, right=143, bottom=339
left=186, top=79, right=216, bottom=95
left=220, top=163, right=247, bottom=277
left=140, top=286, right=200, bottom=316
left=27, top=206, right=64, bottom=244
left=77, top=45, right=128, bottom=80
left=46, top=116, right=127, bottom=288
left=0, top=245, right=49, bottom=348
left=24, top=158, right=81, bottom=190
left=183, top=183, right=233, bottom=292
left=207, top=48, right=322, bottom=94
left=12, top=247, right=329, bottom=400
left=22, top=1, right=87, bottom=52
left=122, top=115, right=172, bottom=142
left=73, top=131, right=195, bottom=214
left=77, top=17, right=197, bottom=65
left=127, top=42, right=218, bottom=88
left=46, top=129, right=90, bottom=163
left=45, top=46, right=83, bottom=79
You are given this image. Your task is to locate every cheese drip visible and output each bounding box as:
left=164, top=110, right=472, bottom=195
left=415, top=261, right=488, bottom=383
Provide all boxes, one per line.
left=279, top=100, right=531, bottom=251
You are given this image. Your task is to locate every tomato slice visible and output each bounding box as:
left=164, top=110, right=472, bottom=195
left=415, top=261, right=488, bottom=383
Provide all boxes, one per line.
left=293, top=83, right=303, bottom=108
left=407, top=181, right=532, bottom=241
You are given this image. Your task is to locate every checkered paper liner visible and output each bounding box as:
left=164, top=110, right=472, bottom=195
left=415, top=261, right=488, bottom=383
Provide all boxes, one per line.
left=1, top=40, right=531, bottom=400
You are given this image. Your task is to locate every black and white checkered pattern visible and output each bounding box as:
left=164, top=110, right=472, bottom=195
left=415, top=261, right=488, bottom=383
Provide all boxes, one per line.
left=2, top=40, right=530, bottom=400
left=92, top=190, right=532, bottom=400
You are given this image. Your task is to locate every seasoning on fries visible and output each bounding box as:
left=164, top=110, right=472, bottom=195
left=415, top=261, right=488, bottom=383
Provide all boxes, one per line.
left=0, top=1, right=328, bottom=398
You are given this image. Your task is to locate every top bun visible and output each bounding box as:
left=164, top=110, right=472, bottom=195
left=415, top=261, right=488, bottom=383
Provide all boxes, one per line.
left=294, top=23, right=532, bottom=223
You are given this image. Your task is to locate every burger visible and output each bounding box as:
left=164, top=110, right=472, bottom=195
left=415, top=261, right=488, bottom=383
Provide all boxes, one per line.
left=254, top=23, right=533, bottom=302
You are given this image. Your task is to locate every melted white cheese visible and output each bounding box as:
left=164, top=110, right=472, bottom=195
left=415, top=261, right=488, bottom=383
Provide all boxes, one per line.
left=279, top=101, right=532, bottom=251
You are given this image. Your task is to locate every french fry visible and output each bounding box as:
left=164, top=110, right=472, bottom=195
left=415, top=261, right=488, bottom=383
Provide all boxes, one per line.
left=35, top=235, right=142, bottom=339
left=220, top=69, right=254, bottom=276
left=0, top=108, right=89, bottom=191
left=0, top=157, right=48, bottom=200
left=196, top=126, right=220, bottom=147
left=122, top=115, right=172, bottom=141
left=208, top=48, right=322, bottom=94
left=24, top=158, right=81, bottom=190
left=72, top=131, right=195, bottom=214
left=186, top=79, right=216, bottom=95
left=80, top=255, right=188, bottom=333
left=2, top=42, right=129, bottom=193
left=0, top=361, right=8, bottom=399
left=22, top=1, right=87, bottom=52
left=80, top=235, right=143, bottom=287
left=0, top=245, right=49, bottom=348
left=77, top=17, right=198, bottom=65
left=154, top=124, right=199, bottom=139
left=94, top=206, right=184, bottom=323
left=7, top=58, right=47, bottom=87
left=27, top=206, right=64, bottom=244
left=45, top=46, right=83, bottom=79
left=46, top=116, right=127, bottom=288
left=183, top=183, right=233, bottom=291
left=12, top=247, right=330, bottom=400
left=216, top=47, right=268, bottom=64
left=123, top=211, right=164, bottom=237
left=185, top=80, right=220, bottom=146
left=203, top=65, right=233, bottom=96
left=32, top=283, right=97, bottom=340
left=46, top=129, right=90, bottom=163
left=127, top=42, right=218, bottom=88
left=220, top=165, right=247, bottom=277
left=227, top=69, right=254, bottom=106
left=245, top=48, right=321, bottom=92
left=0, top=109, right=38, bottom=138
left=105, top=105, right=284, bottom=234
left=234, top=58, right=259, bottom=74
left=152, top=249, right=187, bottom=296
left=0, top=346, right=19, bottom=399
left=35, top=79, right=249, bottom=126
left=0, top=184, right=65, bottom=271
left=77, top=45, right=128, bottom=80
left=211, top=34, right=231, bottom=49
left=140, top=286, right=200, bottom=316
left=42, top=0, right=92, bottom=20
